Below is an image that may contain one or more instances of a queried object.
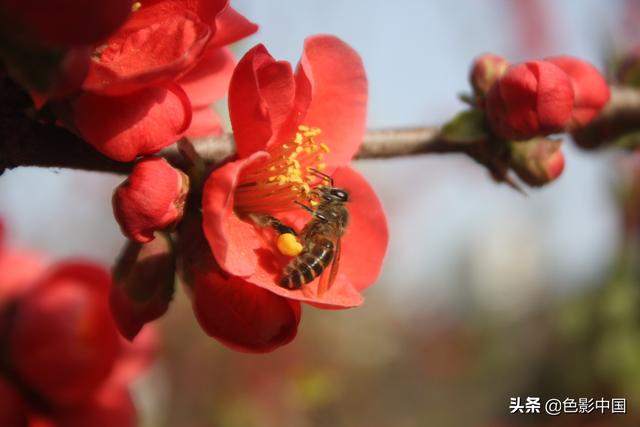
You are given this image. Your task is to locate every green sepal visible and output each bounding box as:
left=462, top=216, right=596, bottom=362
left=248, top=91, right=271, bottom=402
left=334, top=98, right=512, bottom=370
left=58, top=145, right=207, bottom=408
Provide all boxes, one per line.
left=440, top=109, right=488, bottom=144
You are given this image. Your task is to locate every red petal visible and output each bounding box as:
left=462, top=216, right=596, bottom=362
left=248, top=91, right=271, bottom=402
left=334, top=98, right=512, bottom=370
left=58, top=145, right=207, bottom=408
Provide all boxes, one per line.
left=531, top=61, right=574, bottom=132
left=84, top=13, right=210, bottom=95
left=486, top=63, right=539, bottom=139
left=210, top=6, right=259, bottom=47
left=193, top=265, right=301, bottom=353
left=202, top=153, right=268, bottom=276
left=330, top=167, right=388, bottom=291
left=9, top=262, right=121, bottom=406
left=545, top=56, right=610, bottom=126
left=295, top=35, right=368, bottom=166
left=179, top=47, right=235, bottom=108
left=121, top=0, right=226, bottom=30
left=229, top=44, right=300, bottom=158
left=73, top=84, right=192, bottom=162
left=45, top=385, right=137, bottom=427
left=184, top=107, right=223, bottom=137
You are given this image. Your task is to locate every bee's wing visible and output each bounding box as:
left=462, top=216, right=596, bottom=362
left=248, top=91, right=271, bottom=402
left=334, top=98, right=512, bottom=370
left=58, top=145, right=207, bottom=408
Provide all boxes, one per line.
left=316, top=235, right=341, bottom=296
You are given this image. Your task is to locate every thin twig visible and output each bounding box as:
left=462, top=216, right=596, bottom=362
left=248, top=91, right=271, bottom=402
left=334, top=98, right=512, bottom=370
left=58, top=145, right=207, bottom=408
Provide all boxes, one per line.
left=1, top=81, right=639, bottom=175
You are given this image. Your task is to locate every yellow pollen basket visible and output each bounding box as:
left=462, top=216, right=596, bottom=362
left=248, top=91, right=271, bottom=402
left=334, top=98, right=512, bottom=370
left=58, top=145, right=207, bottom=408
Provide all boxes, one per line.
left=234, top=125, right=330, bottom=215
left=277, top=233, right=303, bottom=257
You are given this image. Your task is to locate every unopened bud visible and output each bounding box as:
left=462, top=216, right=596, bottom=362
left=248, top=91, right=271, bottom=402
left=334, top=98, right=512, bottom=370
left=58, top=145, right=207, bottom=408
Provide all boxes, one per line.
left=486, top=61, right=574, bottom=140
left=546, top=56, right=610, bottom=127
left=469, top=53, right=510, bottom=97
left=510, top=138, right=565, bottom=186
left=113, top=157, right=189, bottom=243
left=111, top=234, right=175, bottom=340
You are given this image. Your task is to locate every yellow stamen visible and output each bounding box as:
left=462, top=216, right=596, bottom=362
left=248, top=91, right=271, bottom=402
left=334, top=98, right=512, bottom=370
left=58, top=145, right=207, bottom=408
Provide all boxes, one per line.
left=277, top=233, right=303, bottom=256
left=234, top=124, right=331, bottom=215
left=131, top=2, right=142, bottom=11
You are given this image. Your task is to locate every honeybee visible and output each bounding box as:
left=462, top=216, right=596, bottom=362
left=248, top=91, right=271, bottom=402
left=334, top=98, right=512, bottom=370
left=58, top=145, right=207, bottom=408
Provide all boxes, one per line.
left=279, top=181, right=349, bottom=294
left=250, top=171, right=349, bottom=295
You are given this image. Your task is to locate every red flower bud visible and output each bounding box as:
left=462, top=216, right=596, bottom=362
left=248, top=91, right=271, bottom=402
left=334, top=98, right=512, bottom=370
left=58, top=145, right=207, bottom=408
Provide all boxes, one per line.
left=110, top=235, right=175, bottom=340
left=486, top=61, right=574, bottom=140
left=8, top=262, right=121, bottom=406
left=113, top=157, right=189, bottom=243
left=546, top=56, right=610, bottom=127
left=469, top=53, right=510, bottom=96
left=510, top=138, right=565, bottom=186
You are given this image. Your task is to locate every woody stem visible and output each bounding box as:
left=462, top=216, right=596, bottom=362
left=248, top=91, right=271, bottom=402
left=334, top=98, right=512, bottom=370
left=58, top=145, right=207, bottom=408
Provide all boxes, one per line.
left=0, top=75, right=638, bottom=175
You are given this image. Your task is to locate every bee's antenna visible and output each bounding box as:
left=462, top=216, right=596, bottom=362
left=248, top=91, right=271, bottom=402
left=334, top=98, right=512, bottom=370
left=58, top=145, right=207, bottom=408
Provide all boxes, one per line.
left=307, top=168, right=333, bottom=186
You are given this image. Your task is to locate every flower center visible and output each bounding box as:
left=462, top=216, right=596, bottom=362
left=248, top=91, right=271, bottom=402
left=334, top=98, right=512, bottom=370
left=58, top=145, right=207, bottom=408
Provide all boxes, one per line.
left=234, top=125, right=330, bottom=215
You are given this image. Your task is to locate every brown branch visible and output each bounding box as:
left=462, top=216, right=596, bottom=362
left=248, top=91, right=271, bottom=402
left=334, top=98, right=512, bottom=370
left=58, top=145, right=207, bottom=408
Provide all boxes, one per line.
left=572, top=86, right=640, bottom=148
left=1, top=79, right=639, bottom=175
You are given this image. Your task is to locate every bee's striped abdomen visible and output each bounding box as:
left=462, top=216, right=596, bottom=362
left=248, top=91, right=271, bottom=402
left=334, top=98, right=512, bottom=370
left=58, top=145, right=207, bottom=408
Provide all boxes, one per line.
left=279, top=238, right=334, bottom=289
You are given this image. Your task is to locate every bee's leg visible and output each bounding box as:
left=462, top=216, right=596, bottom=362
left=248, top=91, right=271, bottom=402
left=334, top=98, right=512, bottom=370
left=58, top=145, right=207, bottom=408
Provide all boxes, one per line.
left=294, top=201, right=315, bottom=215
left=248, top=213, right=297, bottom=235
left=307, top=168, right=334, bottom=186
left=294, top=201, right=327, bottom=221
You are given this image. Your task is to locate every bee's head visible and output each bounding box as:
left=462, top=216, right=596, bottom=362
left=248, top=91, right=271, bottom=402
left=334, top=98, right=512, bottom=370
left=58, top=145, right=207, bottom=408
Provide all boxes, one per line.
left=318, top=187, right=349, bottom=202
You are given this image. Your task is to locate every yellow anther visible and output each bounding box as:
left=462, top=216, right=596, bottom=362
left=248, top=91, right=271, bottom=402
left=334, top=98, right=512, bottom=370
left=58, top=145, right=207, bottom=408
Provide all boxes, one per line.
left=320, top=143, right=330, bottom=153
left=131, top=2, right=142, bottom=11
left=282, top=144, right=289, bottom=150
left=301, top=183, right=310, bottom=193
left=268, top=176, right=277, bottom=182
left=268, top=165, right=277, bottom=172
left=298, top=125, right=309, bottom=131
left=317, top=163, right=326, bottom=171
left=295, top=146, right=303, bottom=153
left=316, top=153, right=324, bottom=161
left=277, top=233, right=303, bottom=257
left=310, top=200, right=319, bottom=207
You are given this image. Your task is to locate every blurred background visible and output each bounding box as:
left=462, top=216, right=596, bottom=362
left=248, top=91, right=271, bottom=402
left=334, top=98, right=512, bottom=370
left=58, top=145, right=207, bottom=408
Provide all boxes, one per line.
left=2, top=0, right=640, bottom=426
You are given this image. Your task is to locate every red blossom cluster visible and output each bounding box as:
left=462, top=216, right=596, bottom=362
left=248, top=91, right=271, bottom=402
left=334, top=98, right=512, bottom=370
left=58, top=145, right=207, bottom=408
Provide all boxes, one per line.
left=111, top=35, right=389, bottom=353
left=464, top=53, right=610, bottom=186
left=1, top=0, right=389, bottom=353
left=1, top=0, right=257, bottom=161
left=0, top=224, right=156, bottom=427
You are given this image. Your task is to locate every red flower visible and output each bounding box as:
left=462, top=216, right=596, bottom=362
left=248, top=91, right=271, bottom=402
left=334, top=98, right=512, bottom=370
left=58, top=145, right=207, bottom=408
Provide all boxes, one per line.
left=199, top=35, right=388, bottom=345
left=546, top=56, right=610, bottom=127
left=8, top=262, right=122, bottom=406
left=69, top=0, right=257, bottom=161
left=486, top=60, right=574, bottom=140
left=0, top=227, right=156, bottom=425
left=113, top=157, right=189, bottom=243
